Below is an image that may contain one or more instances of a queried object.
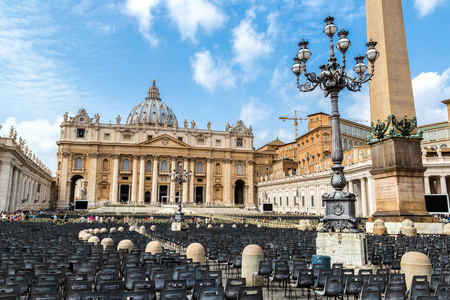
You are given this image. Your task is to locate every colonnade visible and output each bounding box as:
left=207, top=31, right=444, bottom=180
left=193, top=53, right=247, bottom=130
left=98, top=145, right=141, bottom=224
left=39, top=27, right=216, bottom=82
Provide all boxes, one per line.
left=0, top=160, right=52, bottom=212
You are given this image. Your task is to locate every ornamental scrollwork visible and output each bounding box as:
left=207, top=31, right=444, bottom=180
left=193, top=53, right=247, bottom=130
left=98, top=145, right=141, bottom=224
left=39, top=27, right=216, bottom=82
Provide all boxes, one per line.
left=368, top=114, right=420, bottom=144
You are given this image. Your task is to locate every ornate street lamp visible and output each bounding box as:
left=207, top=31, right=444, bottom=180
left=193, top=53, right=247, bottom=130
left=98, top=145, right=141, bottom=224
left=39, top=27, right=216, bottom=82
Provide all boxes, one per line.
left=292, top=16, right=379, bottom=232
left=169, top=163, right=192, bottom=226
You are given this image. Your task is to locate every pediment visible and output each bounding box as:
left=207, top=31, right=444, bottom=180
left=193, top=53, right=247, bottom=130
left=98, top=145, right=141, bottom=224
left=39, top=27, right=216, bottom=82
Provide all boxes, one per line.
left=139, top=134, right=190, bottom=148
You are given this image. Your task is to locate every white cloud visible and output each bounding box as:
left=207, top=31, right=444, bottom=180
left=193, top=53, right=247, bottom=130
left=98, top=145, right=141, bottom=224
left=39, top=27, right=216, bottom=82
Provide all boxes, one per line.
left=0, top=117, right=62, bottom=175
left=166, top=0, right=226, bottom=42
left=0, top=2, right=92, bottom=122
left=232, top=8, right=273, bottom=69
left=412, top=68, right=450, bottom=125
left=190, top=49, right=236, bottom=91
left=239, top=96, right=272, bottom=126
left=278, top=128, right=295, bottom=143
left=123, top=0, right=160, bottom=46
left=344, top=88, right=371, bottom=125
left=414, top=0, right=445, bottom=17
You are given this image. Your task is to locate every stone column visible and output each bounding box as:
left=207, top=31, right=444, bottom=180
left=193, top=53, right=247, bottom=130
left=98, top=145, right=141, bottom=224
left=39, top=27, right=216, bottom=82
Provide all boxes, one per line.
left=16, top=173, right=24, bottom=211
left=367, top=176, right=376, bottom=216
left=131, top=155, right=138, bottom=203
left=366, top=0, right=429, bottom=221
left=110, top=154, right=120, bottom=203
left=247, top=160, right=254, bottom=207
left=182, top=157, right=189, bottom=203
left=206, top=158, right=212, bottom=204
left=361, top=178, right=368, bottom=217
left=170, top=157, right=176, bottom=203
left=424, top=176, right=431, bottom=194
left=440, top=176, right=447, bottom=195
left=59, top=152, right=70, bottom=207
left=189, top=158, right=195, bottom=204
left=138, top=155, right=145, bottom=203
left=8, top=168, right=19, bottom=212
left=88, top=153, right=99, bottom=202
left=224, top=159, right=232, bottom=204
left=151, top=155, right=159, bottom=204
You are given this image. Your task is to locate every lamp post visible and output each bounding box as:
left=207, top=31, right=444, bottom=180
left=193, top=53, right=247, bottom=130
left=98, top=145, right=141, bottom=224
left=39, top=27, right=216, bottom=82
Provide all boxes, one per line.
left=292, top=16, right=379, bottom=232
left=169, top=163, right=192, bottom=227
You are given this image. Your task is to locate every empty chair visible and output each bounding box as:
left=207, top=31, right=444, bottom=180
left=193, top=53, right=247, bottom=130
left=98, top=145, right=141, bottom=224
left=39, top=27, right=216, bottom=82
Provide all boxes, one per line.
left=0, top=285, right=20, bottom=300
left=359, top=283, right=381, bottom=300
left=193, top=279, right=215, bottom=300
left=256, top=261, right=272, bottom=289
left=125, top=271, right=146, bottom=291
left=198, top=286, right=224, bottom=300
left=384, top=283, right=406, bottom=300
left=409, top=281, right=430, bottom=300
left=269, top=263, right=290, bottom=296
left=99, top=281, right=125, bottom=300
left=29, top=284, right=59, bottom=294
left=237, top=286, right=262, bottom=300
left=65, top=281, right=92, bottom=300
left=435, top=283, right=450, bottom=299
left=224, top=278, right=246, bottom=300
left=389, top=274, right=407, bottom=292
left=132, top=281, right=156, bottom=300
left=312, top=269, right=333, bottom=293
left=96, top=273, right=119, bottom=291
left=80, top=291, right=110, bottom=300
left=288, top=269, right=314, bottom=300
left=205, top=271, right=222, bottom=287
left=5, top=275, right=28, bottom=296
left=358, top=269, right=372, bottom=286
left=430, top=274, right=446, bottom=293
left=176, top=270, right=196, bottom=291
left=368, top=274, right=386, bottom=295
left=152, top=271, right=172, bottom=293
left=164, top=280, right=186, bottom=291
left=314, top=275, right=343, bottom=300
left=415, top=296, right=437, bottom=300
left=28, top=292, right=62, bottom=300
left=159, top=289, right=187, bottom=300
left=344, top=274, right=363, bottom=300
left=120, top=291, right=151, bottom=300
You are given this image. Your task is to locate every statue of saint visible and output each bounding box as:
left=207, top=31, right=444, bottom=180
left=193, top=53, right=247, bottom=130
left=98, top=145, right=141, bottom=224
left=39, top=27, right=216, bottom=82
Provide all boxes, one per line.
left=81, top=182, right=87, bottom=200
left=184, top=119, right=188, bottom=129
left=191, top=120, right=195, bottom=130
left=63, top=112, right=68, bottom=122
left=94, top=113, right=100, bottom=124
left=207, top=121, right=211, bottom=130
left=116, top=115, right=121, bottom=124
left=225, top=122, right=230, bottom=131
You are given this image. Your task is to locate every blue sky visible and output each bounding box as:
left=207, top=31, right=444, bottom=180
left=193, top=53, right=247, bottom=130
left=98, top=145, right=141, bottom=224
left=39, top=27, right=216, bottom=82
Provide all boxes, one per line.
left=1, top=0, right=449, bottom=174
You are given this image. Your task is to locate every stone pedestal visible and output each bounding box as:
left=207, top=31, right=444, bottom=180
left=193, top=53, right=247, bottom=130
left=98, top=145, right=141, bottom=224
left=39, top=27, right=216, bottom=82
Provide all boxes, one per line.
left=242, top=245, right=264, bottom=286
left=401, top=252, right=432, bottom=289
left=316, top=232, right=367, bottom=267
left=366, top=222, right=443, bottom=234
left=171, top=222, right=183, bottom=232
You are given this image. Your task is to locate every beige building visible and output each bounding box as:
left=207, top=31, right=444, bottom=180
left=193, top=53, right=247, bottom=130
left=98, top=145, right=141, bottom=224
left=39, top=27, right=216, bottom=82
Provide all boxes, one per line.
left=55, top=81, right=255, bottom=208
left=0, top=131, right=54, bottom=212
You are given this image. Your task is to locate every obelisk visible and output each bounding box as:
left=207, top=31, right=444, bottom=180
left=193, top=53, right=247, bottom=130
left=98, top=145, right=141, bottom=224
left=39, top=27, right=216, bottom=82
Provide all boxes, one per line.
left=366, top=0, right=433, bottom=221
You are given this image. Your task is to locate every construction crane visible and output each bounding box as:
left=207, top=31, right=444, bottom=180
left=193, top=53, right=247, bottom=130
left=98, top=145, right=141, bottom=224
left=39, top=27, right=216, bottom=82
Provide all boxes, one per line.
left=279, top=111, right=307, bottom=139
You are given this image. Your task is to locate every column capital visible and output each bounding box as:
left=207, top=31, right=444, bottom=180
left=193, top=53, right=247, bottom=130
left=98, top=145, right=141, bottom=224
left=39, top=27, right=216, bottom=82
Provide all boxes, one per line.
left=132, top=154, right=139, bottom=159
left=206, top=158, right=213, bottom=163
left=62, top=152, right=71, bottom=158
left=139, top=154, right=146, bottom=159
left=112, top=154, right=120, bottom=159
left=248, top=160, right=255, bottom=166
left=89, top=153, right=100, bottom=158
left=152, top=155, right=160, bottom=161
left=224, top=158, right=232, bottom=163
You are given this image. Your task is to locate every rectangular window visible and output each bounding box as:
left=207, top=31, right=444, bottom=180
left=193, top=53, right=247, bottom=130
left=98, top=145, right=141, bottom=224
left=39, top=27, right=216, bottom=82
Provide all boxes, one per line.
left=215, top=139, right=221, bottom=146
left=286, top=196, right=289, bottom=206
left=146, top=177, right=151, bottom=181
left=123, top=134, right=132, bottom=140
left=147, top=135, right=153, bottom=140
left=293, top=196, right=296, bottom=206
left=37, top=183, right=41, bottom=193
left=438, top=129, right=447, bottom=139
left=237, top=138, right=243, bottom=147
left=279, top=197, right=282, bottom=206
left=104, top=133, right=110, bottom=140
left=311, top=195, right=315, bottom=207
left=77, top=128, right=85, bottom=138
left=178, top=137, right=183, bottom=142
left=122, top=177, right=128, bottom=180
left=197, top=138, right=205, bottom=144
left=273, top=197, right=276, bottom=205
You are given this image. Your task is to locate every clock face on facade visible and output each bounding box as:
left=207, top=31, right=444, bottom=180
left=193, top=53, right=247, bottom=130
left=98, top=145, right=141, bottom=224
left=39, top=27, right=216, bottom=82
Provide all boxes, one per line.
left=237, top=127, right=244, bottom=133
left=78, top=116, right=85, bottom=123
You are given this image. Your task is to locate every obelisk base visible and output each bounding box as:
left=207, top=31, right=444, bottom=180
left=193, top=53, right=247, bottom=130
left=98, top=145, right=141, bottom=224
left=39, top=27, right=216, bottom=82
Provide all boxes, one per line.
left=370, top=138, right=436, bottom=223
left=316, top=232, right=367, bottom=267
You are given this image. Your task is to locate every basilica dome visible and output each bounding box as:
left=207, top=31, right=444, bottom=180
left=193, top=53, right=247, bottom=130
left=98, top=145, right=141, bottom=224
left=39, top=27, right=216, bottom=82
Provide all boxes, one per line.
left=126, top=80, right=178, bottom=127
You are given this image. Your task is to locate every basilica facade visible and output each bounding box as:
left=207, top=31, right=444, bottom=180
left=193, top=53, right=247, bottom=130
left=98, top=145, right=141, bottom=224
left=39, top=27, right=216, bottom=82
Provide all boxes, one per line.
left=55, top=81, right=255, bottom=208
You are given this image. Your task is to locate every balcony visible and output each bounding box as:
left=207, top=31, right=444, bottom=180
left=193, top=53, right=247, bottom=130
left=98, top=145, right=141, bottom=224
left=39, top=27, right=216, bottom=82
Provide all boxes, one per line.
left=120, top=170, right=132, bottom=175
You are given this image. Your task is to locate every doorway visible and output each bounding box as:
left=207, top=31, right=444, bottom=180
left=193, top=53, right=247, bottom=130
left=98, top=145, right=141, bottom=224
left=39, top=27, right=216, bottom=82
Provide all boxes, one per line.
left=234, top=180, right=245, bottom=205
left=159, top=185, right=168, bottom=203
left=144, top=192, right=151, bottom=203
left=120, top=185, right=129, bottom=203
left=195, top=186, right=204, bottom=204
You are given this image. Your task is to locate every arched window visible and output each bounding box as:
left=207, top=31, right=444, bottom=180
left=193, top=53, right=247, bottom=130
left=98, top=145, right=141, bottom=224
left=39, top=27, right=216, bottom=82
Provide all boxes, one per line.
left=146, top=160, right=152, bottom=171
left=197, top=162, right=203, bottom=173
left=237, top=164, right=243, bottom=175
left=75, top=158, right=82, bottom=170
left=177, top=162, right=182, bottom=172
left=441, top=144, right=448, bottom=148
left=343, top=139, right=348, bottom=150
left=122, top=159, right=130, bottom=171
left=349, top=140, right=354, bottom=149
left=102, top=159, right=108, bottom=171
left=161, top=160, right=168, bottom=171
